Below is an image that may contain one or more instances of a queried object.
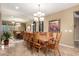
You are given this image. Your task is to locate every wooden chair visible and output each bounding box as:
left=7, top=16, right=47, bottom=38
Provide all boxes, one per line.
left=23, top=32, right=28, bottom=40
left=37, top=32, right=49, bottom=55
left=23, top=32, right=28, bottom=46
left=47, top=32, right=62, bottom=56
left=32, top=32, right=41, bottom=53
left=26, top=32, right=33, bottom=49
left=55, top=32, right=62, bottom=56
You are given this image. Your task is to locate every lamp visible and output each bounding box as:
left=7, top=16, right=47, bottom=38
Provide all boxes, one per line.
left=33, top=4, right=45, bottom=21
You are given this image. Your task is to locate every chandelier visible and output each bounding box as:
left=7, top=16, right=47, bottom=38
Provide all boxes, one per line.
left=33, top=4, right=45, bottom=22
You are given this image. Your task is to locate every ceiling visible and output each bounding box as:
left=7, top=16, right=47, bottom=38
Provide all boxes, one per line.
left=1, top=3, right=79, bottom=22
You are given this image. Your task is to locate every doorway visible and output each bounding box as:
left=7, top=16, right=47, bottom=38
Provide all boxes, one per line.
left=74, top=11, right=79, bottom=47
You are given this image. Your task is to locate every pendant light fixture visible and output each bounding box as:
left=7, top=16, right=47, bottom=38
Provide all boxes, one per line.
left=33, top=4, right=45, bottom=21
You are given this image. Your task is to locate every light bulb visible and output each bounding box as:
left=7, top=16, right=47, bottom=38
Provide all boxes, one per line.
left=33, top=13, right=37, bottom=16
left=40, top=17, right=44, bottom=21
left=37, top=11, right=42, bottom=15
left=41, top=13, right=45, bottom=16
left=34, top=17, right=38, bottom=21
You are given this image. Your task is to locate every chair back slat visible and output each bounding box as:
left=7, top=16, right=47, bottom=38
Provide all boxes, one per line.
left=55, top=32, right=62, bottom=48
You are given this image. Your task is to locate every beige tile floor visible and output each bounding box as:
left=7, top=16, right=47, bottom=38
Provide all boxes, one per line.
left=0, top=40, right=79, bottom=56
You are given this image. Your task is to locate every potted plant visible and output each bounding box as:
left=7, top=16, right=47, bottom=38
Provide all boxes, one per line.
left=1, top=32, right=11, bottom=45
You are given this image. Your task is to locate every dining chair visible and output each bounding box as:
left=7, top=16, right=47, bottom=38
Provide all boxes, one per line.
left=37, top=32, right=48, bottom=55
left=47, top=32, right=62, bottom=56
left=54, top=32, right=62, bottom=56
left=32, top=32, right=41, bottom=53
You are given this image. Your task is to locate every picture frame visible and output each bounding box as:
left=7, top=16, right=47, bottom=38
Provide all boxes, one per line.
left=49, top=20, right=60, bottom=32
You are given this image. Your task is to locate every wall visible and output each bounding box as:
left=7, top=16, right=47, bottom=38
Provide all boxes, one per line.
left=0, top=5, right=2, bottom=44
left=0, top=12, right=1, bottom=44
left=44, top=5, right=79, bottom=47
left=14, top=23, right=26, bottom=31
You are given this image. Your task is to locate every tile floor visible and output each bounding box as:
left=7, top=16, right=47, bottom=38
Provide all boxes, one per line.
left=0, top=40, right=79, bottom=56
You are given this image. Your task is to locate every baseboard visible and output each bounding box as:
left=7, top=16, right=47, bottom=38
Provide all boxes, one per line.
left=60, top=43, right=74, bottom=48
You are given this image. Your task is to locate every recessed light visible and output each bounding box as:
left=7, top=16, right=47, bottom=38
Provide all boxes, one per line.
left=15, top=6, right=19, bottom=10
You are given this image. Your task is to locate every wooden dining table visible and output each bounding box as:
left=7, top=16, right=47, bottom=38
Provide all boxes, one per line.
left=23, top=32, right=61, bottom=56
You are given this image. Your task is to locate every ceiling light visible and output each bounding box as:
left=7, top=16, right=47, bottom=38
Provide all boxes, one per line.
left=33, top=4, right=45, bottom=21
left=15, top=6, right=19, bottom=10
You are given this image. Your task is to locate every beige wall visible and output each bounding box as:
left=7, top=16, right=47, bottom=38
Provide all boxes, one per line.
left=26, top=20, right=32, bottom=32
left=45, top=5, right=79, bottom=47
